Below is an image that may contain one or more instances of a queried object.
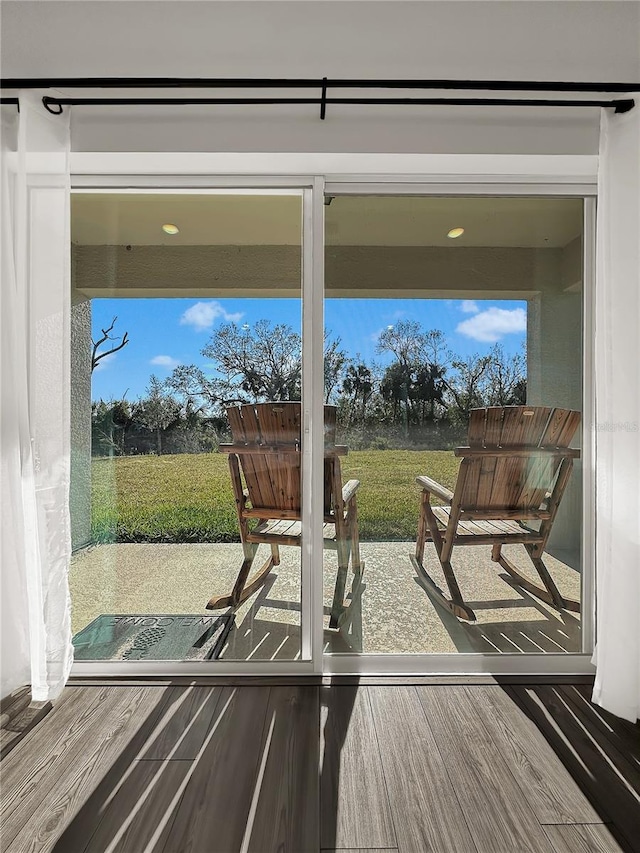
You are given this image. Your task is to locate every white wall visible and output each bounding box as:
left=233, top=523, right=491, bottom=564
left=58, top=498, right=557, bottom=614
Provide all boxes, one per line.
left=2, top=1, right=639, bottom=154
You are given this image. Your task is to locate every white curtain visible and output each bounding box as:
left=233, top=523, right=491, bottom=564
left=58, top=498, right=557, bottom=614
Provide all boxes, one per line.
left=592, top=96, right=640, bottom=723
left=0, top=92, right=73, bottom=702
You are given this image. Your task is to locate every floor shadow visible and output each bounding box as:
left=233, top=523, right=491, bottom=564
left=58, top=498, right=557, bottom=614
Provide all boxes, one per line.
left=415, top=570, right=582, bottom=654
left=323, top=579, right=365, bottom=655
left=221, top=565, right=366, bottom=659
left=319, top=677, right=361, bottom=853
left=219, top=573, right=304, bottom=661
left=48, top=679, right=339, bottom=852
left=223, top=612, right=302, bottom=660
left=501, top=682, right=640, bottom=853
left=51, top=682, right=180, bottom=852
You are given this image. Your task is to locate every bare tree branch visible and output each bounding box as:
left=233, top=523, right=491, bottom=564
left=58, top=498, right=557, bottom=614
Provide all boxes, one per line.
left=91, top=316, right=130, bottom=372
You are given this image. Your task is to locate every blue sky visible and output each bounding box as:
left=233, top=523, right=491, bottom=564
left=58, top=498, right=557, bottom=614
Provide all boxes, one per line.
left=91, top=297, right=527, bottom=402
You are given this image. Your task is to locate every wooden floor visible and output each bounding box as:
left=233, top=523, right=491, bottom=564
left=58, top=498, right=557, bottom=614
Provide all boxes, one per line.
left=1, top=680, right=639, bottom=852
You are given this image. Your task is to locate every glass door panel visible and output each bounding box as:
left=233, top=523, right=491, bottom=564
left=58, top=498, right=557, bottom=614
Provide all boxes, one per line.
left=323, top=194, right=584, bottom=657
left=70, top=189, right=307, bottom=663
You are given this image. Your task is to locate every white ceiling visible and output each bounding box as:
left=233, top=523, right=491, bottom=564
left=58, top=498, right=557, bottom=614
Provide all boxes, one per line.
left=71, top=192, right=583, bottom=248
left=71, top=193, right=303, bottom=246
left=2, top=2, right=638, bottom=81
left=325, top=196, right=583, bottom=247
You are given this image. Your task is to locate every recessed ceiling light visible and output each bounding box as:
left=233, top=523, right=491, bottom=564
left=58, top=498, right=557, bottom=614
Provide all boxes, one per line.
left=447, top=227, right=465, bottom=239
left=162, top=223, right=179, bottom=235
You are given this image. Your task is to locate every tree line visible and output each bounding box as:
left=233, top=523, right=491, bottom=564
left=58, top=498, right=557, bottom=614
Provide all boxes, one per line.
left=92, top=319, right=525, bottom=456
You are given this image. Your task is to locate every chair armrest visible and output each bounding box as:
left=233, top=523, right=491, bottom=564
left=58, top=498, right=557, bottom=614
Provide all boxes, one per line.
left=416, top=475, right=454, bottom=504
left=342, top=479, right=360, bottom=505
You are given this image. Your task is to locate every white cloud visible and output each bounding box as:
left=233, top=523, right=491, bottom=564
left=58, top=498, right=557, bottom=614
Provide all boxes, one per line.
left=456, top=307, right=526, bottom=343
left=150, top=355, right=180, bottom=370
left=460, top=300, right=480, bottom=314
left=179, top=301, right=243, bottom=331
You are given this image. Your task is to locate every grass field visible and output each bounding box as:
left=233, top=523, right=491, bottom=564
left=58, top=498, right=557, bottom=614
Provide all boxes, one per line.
left=91, top=450, right=461, bottom=543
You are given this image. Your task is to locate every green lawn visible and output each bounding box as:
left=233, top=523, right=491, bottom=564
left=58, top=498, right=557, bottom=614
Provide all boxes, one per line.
left=91, top=450, right=460, bottom=543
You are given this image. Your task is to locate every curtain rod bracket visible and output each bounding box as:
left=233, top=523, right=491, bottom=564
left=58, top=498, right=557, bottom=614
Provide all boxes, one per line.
left=43, top=97, right=64, bottom=115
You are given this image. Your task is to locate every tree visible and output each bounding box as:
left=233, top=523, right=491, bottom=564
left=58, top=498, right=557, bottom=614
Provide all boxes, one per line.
left=342, top=361, right=373, bottom=425
left=377, top=320, right=427, bottom=369
left=202, top=320, right=302, bottom=404
left=413, top=362, right=447, bottom=422
left=444, top=353, right=492, bottom=424
left=485, top=344, right=527, bottom=406
left=377, top=322, right=447, bottom=431
left=169, top=320, right=347, bottom=410
left=135, top=376, right=179, bottom=455
left=91, top=399, right=132, bottom=456
left=166, top=364, right=219, bottom=414
left=324, top=335, right=348, bottom=403
left=380, top=361, right=411, bottom=428
left=424, top=329, right=448, bottom=368
left=91, top=316, right=129, bottom=372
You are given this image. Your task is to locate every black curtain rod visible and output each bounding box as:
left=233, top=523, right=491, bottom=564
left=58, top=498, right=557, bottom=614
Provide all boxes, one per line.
left=1, top=93, right=633, bottom=117
left=1, top=78, right=635, bottom=116
left=2, top=76, right=639, bottom=92
left=37, top=95, right=634, bottom=116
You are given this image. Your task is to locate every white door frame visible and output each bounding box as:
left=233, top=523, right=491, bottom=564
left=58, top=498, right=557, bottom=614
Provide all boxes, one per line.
left=70, top=153, right=597, bottom=677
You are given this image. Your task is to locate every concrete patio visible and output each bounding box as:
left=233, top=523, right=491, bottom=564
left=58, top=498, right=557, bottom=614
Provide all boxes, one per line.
left=69, top=540, right=582, bottom=660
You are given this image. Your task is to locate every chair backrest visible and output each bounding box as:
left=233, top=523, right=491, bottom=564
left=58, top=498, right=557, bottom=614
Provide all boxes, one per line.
left=456, top=406, right=581, bottom=513
left=226, top=402, right=338, bottom=514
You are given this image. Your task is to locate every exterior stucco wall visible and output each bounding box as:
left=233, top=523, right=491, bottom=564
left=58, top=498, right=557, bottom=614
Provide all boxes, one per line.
left=74, top=244, right=551, bottom=300
left=70, top=291, right=92, bottom=551
left=527, top=242, right=583, bottom=566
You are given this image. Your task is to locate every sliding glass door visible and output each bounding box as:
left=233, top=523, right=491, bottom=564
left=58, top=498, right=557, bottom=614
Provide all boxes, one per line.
left=69, top=176, right=594, bottom=675
left=70, top=187, right=315, bottom=667
left=322, top=191, right=589, bottom=668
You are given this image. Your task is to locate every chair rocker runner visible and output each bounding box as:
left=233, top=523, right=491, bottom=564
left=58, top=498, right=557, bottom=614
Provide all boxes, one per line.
left=207, top=402, right=364, bottom=629
left=412, top=406, right=581, bottom=622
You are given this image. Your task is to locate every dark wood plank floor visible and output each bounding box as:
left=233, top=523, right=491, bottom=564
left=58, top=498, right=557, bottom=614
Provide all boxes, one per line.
left=1, top=681, right=638, bottom=853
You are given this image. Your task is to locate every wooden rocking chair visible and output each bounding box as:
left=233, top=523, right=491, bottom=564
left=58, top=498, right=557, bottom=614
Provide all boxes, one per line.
left=412, top=406, right=581, bottom=622
left=206, top=402, right=364, bottom=628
